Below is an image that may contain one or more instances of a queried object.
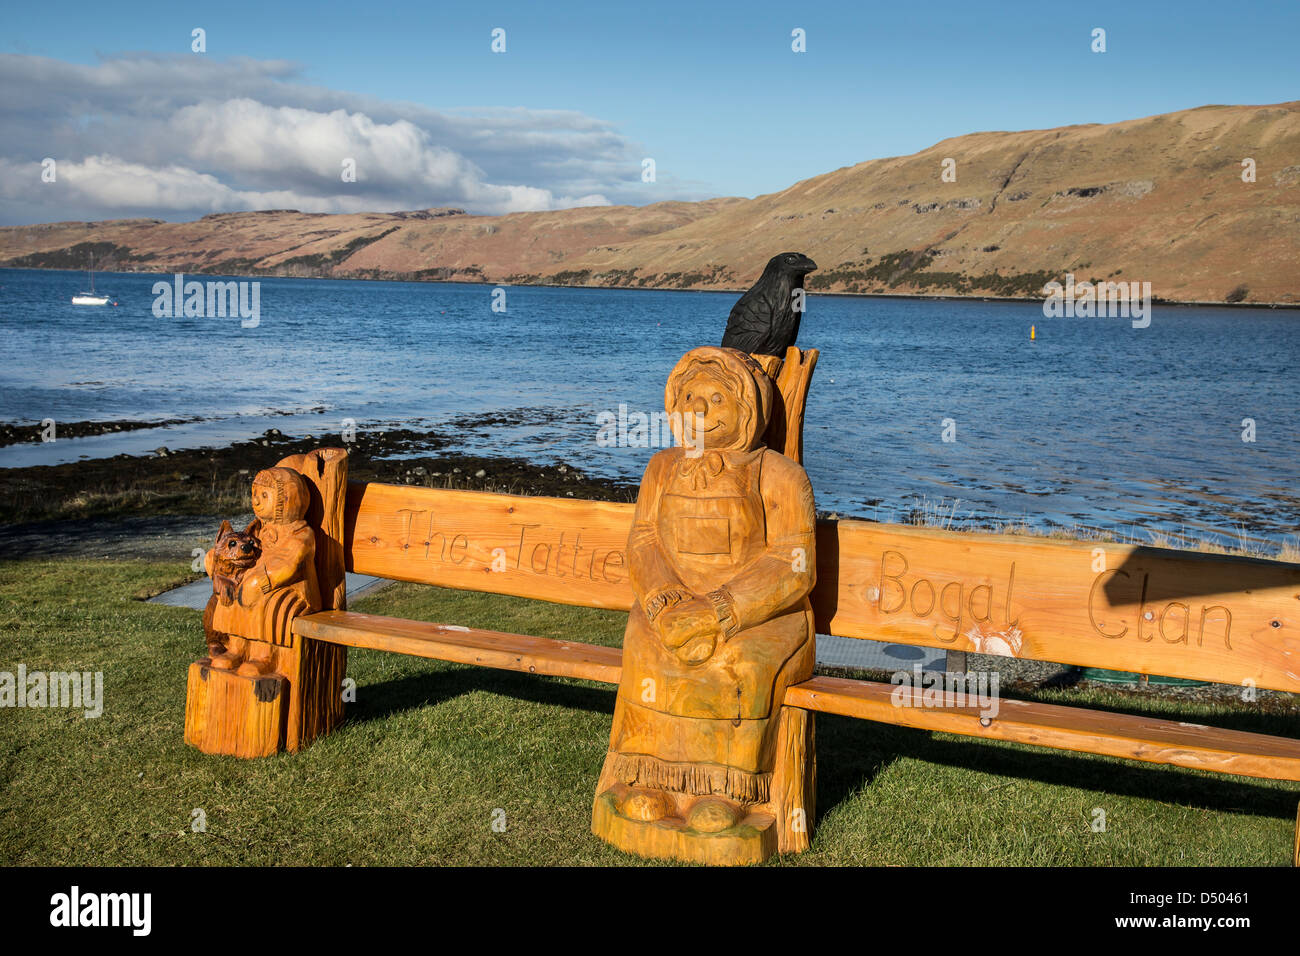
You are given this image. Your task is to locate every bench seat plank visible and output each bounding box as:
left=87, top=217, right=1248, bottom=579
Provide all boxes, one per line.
left=294, top=610, right=623, bottom=684
left=295, top=612, right=1300, bottom=782
left=785, top=676, right=1300, bottom=782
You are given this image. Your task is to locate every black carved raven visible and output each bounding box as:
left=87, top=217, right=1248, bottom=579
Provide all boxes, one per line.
left=721, top=252, right=818, bottom=356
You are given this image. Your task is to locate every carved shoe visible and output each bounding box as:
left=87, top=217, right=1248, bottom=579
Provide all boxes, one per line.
left=620, top=788, right=673, bottom=822
left=686, top=798, right=741, bottom=833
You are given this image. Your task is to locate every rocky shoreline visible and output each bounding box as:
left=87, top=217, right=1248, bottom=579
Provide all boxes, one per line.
left=0, top=419, right=637, bottom=526
left=0, top=417, right=201, bottom=448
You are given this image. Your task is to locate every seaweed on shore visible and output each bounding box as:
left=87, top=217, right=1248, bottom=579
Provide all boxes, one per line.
left=0, top=424, right=637, bottom=525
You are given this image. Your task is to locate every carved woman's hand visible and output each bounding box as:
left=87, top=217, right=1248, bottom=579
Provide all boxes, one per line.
left=656, top=598, right=723, bottom=665
left=674, top=631, right=717, bottom=666
left=655, top=597, right=715, bottom=647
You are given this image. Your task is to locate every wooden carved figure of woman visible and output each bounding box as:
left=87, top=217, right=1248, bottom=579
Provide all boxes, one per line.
left=592, top=346, right=818, bottom=865
left=208, top=466, right=321, bottom=678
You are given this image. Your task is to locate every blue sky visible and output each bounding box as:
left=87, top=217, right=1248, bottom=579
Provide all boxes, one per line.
left=1, top=0, right=1296, bottom=222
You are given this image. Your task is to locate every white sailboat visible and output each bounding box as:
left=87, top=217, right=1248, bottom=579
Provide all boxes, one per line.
left=71, top=253, right=110, bottom=305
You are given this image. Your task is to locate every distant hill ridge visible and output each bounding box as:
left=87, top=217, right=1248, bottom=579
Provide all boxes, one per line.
left=3, top=102, right=1297, bottom=304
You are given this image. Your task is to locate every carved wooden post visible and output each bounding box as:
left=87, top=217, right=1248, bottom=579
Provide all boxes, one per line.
left=184, top=447, right=348, bottom=757
left=762, top=346, right=818, bottom=465
left=592, top=347, right=818, bottom=865
left=275, top=448, right=349, bottom=751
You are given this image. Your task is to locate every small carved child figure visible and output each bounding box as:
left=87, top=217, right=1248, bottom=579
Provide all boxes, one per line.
left=208, top=467, right=321, bottom=678
left=594, top=346, right=817, bottom=857
left=202, top=518, right=262, bottom=659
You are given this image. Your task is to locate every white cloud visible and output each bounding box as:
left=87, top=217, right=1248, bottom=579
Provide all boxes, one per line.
left=0, top=53, right=650, bottom=223
left=0, top=154, right=382, bottom=215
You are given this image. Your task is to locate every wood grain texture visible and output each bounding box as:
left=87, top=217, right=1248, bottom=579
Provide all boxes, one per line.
left=771, top=706, right=815, bottom=854
left=184, top=449, right=349, bottom=757
left=279, top=447, right=349, bottom=613
left=275, top=448, right=349, bottom=751
left=590, top=785, right=777, bottom=865
left=812, top=520, right=1300, bottom=693
left=294, top=610, right=622, bottom=683
left=183, top=316, right=1300, bottom=865
left=286, top=634, right=348, bottom=752
left=184, top=661, right=285, bottom=759
left=345, top=481, right=636, bottom=608
left=347, top=485, right=1300, bottom=691
left=206, top=466, right=320, bottom=669
left=784, top=675, right=1300, bottom=781
left=763, top=346, right=818, bottom=464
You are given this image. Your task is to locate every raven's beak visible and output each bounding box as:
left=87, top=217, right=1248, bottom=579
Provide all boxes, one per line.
left=800, top=256, right=818, bottom=273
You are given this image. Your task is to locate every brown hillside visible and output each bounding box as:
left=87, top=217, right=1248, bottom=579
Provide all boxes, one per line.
left=2, top=102, right=1296, bottom=304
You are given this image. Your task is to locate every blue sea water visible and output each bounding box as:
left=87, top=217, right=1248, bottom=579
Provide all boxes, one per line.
left=2, top=267, right=1298, bottom=546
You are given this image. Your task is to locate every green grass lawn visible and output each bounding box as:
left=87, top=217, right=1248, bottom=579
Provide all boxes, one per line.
left=0, top=558, right=1296, bottom=866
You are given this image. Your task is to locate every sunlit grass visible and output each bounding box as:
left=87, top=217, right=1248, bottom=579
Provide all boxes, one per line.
left=0, top=559, right=1295, bottom=866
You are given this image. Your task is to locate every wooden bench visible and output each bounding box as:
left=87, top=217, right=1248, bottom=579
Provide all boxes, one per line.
left=185, top=448, right=1300, bottom=864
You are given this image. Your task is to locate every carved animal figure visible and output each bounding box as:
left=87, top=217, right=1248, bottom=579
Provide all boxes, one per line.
left=720, top=252, right=818, bottom=356
left=202, top=519, right=262, bottom=656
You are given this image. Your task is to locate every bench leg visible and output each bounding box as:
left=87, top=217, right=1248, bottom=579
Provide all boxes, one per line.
left=278, top=638, right=348, bottom=753
left=771, top=704, right=816, bottom=854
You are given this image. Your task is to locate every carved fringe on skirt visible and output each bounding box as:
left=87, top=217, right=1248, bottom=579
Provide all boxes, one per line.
left=611, top=752, right=770, bottom=805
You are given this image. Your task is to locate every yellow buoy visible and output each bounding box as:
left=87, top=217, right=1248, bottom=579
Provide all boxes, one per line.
left=1030, top=324, right=1036, bottom=340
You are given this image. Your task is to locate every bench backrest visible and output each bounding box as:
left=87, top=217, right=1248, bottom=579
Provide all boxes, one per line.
left=343, top=481, right=1300, bottom=694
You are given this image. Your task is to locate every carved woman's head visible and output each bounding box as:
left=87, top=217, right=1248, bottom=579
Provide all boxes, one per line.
left=664, top=347, right=772, bottom=453
left=251, top=467, right=311, bottom=523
